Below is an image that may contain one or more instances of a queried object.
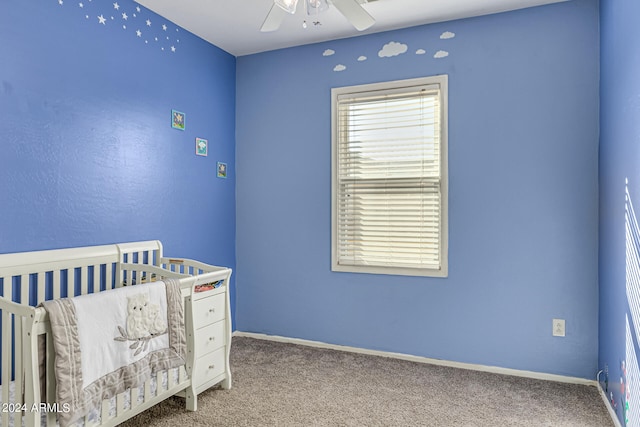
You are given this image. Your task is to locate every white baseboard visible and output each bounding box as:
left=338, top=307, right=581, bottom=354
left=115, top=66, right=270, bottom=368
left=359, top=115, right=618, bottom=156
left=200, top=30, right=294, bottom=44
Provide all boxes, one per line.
left=596, top=381, right=623, bottom=427
left=233, top=331, right=596, bottom=386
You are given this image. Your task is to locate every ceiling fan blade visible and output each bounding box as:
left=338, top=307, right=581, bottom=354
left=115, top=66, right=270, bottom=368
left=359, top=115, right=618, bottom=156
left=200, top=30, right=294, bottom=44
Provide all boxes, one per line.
left=331, top=0, right=375, bottom=31
left=261, top=3, right=289, bottom=32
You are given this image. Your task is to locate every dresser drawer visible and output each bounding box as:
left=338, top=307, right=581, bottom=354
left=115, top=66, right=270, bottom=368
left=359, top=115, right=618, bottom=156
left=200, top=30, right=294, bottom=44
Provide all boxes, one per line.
left=194, top=320, right=225, bottom=358
left=194, top=347, right=226, bottom=388
left=193, top=293, right=225, bottom=329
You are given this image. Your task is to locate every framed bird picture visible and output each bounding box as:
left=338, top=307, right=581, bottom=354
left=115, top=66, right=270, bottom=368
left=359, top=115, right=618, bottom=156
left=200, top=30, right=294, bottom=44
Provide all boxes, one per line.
left=171, top=110, right=185, bottom=130
left=196, top=138, right=208, bottom=156
left=217, top=162, right=227, bottom=178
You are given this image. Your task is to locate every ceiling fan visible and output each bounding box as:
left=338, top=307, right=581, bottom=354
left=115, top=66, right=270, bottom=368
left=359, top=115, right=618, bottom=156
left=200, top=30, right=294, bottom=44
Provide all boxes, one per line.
left=261, top=0, right=376, bottom=32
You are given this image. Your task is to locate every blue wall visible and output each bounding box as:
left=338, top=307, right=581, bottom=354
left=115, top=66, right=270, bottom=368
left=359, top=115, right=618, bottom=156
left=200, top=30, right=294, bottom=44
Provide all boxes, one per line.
left=236, top=0, right=600, bottom=379
left=0, top=0, right=237, bottom=320
left=599, top=0, right=640, bottom=424
left=1, top=0, right=604, bottom=385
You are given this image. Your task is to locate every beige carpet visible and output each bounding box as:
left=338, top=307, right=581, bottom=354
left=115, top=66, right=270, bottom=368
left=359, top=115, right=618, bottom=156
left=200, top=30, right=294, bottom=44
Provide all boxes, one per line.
left=121, top=337, right=613, bottom=427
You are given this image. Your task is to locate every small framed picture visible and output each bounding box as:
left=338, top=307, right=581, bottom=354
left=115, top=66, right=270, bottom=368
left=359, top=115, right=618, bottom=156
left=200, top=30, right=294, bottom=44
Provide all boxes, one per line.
left=217, top=162, right=227, bottom=178
left=171, top=110, right=185, bottom=130
left=196, top=138, right=208, bottom=156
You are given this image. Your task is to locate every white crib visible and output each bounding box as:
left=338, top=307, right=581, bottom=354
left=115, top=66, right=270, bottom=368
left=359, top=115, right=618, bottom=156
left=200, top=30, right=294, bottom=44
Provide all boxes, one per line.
left=0, top=240, right=232, bottom=427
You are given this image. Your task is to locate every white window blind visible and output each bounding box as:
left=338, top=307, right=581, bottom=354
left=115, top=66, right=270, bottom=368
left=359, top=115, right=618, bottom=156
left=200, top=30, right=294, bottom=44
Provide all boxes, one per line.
left=331, top=76, right=448, bottom=277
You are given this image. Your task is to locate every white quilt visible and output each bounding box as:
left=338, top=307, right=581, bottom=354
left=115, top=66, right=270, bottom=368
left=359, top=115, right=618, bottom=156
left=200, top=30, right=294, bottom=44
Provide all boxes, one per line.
left=74, top=282, right=170, bottom=389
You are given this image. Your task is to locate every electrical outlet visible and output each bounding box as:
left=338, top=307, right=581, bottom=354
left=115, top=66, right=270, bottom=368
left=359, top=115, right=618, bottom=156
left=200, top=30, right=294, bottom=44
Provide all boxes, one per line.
left=553, top=318, right=566, bottom=337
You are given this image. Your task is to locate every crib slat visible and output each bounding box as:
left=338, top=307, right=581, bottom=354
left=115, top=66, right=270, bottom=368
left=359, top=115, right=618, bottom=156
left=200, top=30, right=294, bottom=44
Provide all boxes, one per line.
left=14, top=314, right=23, bottom=427
left=11, top=288, right=23, bottom=425
left=94, top=265, right=100, bottom=294
left=80, top=266, right=88, bottom=296
left=145, top=377, right=152, bottom=401
left=174, top=368, right=179, bottom=387
left=37, top=272, right=46, bottom=305
left=21, top=274, right=29, bottom=305
left=46, top=407, right=57, bottom=426
left=53, top=270, right=61, bottom=300
left=2, top=279, right=12, bottom=426
left=131, top=387, right=140, bottom=408
left=101, top=396, right=110, bottom=423
left=46, top=332, right=57, bottom=426
left=105, top=264, right=113, bottom=291
left=2, top=277, right=13, bottom=310
left=67, top=268, right=74, bottom=297
left=116, top=392, right=125, bottom=417
left=141, top=383, right=147, bottom=404
left=115, top=257, right=123, bottom=289
left=1, top=310, right=11, bottom=427
left=168, top=367, right=175, bottom=388
left=4, top=276, right=11, bottom=302
left=23, top=315, right=41, bottom=427
left=14, top=285, right=26, bottom=427
left=179, top=365, right=187, bottom=384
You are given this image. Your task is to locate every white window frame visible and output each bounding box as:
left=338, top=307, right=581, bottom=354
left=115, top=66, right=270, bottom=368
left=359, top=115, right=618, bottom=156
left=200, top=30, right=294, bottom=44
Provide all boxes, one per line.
left=331, top=75, right=448, bottom=278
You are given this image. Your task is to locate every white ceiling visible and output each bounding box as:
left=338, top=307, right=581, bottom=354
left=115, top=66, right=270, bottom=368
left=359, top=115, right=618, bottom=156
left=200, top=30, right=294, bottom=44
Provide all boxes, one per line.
left=134, top=0, right=568, bottom=56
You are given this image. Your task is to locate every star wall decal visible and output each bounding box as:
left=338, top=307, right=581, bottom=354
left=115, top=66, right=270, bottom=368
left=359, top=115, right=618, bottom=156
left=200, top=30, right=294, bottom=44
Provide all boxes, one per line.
left=54, top=0, right=181, bottom=54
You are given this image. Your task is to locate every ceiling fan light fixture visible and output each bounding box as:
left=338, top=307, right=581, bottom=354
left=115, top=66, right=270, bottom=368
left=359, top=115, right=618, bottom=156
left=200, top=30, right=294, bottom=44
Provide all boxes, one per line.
left=274, top=0, right=299, bottom=14
left=306, top=0, right=329, bottom=15
left=262, top=0, right=375, bottom=33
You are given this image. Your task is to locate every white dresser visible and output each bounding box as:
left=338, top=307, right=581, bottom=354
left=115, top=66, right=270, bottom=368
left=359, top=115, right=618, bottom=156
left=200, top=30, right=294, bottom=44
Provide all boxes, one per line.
left=183, top=280, right=232, bottom=410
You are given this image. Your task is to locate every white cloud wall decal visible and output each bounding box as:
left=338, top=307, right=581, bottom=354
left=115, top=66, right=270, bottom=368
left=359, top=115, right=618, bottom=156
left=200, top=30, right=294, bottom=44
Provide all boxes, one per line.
left=358, top=56, right=367, bottom=61
left=334, top=64, right=347, bottom=71
left=440, top=31, right=456, bottom=39
left=378, top=42, right=408, bottom=58
left=434, top=50, right=449, bottom=58
left=416, top=49, right=426, bottom=55
left=323, top=49, right=335, bottom=56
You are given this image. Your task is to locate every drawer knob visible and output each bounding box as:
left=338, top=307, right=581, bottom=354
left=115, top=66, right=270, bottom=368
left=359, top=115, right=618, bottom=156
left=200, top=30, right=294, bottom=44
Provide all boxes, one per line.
left=209, top=308, right=215, bottom=313
left=208, top=365, right=215, bottom=370
left=209, top=336, right=215, bottom=341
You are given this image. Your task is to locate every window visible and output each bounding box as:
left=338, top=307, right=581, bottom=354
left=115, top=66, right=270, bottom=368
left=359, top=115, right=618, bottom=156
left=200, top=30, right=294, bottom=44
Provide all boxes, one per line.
left=331, top=75, right=448, bottom=277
